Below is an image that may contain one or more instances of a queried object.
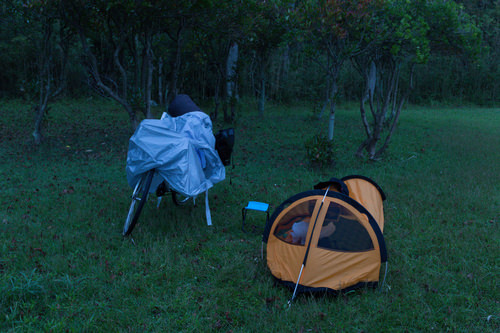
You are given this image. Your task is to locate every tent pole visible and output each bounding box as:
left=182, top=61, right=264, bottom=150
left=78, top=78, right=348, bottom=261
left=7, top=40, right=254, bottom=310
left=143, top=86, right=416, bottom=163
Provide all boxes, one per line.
left=288, top=264, right=305, bottom=308
left=288, top=187, right=330, bottom=308
left=379, top=262, right=388, bottom=292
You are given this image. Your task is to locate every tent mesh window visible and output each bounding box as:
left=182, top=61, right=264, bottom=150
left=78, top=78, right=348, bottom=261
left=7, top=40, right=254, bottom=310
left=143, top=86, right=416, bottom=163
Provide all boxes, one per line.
left=273, top=200, right=316, bottom=246
left=317, top=202, right=374, bottom=252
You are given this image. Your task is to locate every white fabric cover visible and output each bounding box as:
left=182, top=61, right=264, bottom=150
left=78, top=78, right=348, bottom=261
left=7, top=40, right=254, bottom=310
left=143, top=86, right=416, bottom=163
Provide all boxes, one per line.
left=126, top=111, right=225, bottom=197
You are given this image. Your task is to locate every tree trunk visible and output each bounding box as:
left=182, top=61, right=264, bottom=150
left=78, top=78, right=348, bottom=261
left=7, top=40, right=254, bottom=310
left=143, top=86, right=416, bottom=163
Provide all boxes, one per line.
left=318, top=76, right=330, bottom=120
left=355, top=59, right=414, bottom=160
left=113, top=41, right=128, bottom=101
left=328, top=108, right=335, bottom=141
left=144, top=32, right=153, bottom=119
left=164, top=84, right=169, bottom=106
left=169, top=19, right=184, bottom=101
left=141, top=45, right=148, bottom=97
left=230, top=80, right=238, bottom=121
left=134, top=35, right=140, bottom=94
left=158, top=57, right=163, bottom=106
left=226, top=42, right=238, bottom=100
left=257, top=49, right=268, bottom=117
left=327, top=80, right=338, bottom=141
left=225, top=42, right=238, bottom=122
left=76, top=23, right=138, bottom=129
left=170, top=37, right=181, bottom=99
left=258, top=77, right=265, bottom=117
left=32, top=19, right=69, bottom=145
left=373, top=65, right=414, bottom=159
left=33, top=104, right=47, bottom=145
left=373, top=95, right=404, bottom=159
left=126, top=104, right=138, bottom=130
left=213, top=71, right=221, bottom=121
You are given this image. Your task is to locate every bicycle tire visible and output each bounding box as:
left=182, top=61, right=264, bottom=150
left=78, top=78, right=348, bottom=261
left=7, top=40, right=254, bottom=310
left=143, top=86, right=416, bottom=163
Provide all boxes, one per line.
left=123, top=170, right=154, bottom=236
left=172, top=191, right=191, bottom=206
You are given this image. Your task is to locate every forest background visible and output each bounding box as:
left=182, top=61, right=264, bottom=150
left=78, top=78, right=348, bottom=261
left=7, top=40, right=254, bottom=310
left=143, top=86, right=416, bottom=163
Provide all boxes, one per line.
left=0, top=0, right=498, bottom=155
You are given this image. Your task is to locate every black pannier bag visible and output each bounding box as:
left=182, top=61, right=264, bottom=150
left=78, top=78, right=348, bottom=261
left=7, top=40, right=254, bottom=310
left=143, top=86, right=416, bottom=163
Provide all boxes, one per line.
left=215, top=128, right=235, bottom=166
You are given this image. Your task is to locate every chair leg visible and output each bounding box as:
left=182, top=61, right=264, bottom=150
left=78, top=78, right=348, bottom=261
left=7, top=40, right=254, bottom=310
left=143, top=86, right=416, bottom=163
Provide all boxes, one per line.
left=242, top=205, right=270, bottom=234
left=242, top=208, right=247, bottom=232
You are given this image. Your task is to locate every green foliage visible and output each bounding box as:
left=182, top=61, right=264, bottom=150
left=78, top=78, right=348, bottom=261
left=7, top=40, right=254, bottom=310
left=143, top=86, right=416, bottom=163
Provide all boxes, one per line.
left=298, top=0, right=384, bottom=68
left=425, top=0, right=482, bottom=59
left=0, top=0, right=496, bottom=106
left=304, top=134, right=336, bottom=168
left=244, top=0, right=291, bottom=52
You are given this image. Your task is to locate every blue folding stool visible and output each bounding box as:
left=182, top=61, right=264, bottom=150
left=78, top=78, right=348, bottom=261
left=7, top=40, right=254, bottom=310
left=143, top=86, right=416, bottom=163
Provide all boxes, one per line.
left=242, top=201, right=270, bottom=232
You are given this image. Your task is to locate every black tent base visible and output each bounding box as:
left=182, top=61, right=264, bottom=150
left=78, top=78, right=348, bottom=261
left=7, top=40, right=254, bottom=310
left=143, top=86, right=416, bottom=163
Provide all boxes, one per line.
left=274, top=278, right=379, bottom=296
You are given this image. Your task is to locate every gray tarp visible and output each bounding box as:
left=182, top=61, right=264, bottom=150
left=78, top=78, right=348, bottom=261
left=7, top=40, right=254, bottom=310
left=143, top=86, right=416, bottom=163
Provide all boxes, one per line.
left=126, top=111, right=225, bottom=198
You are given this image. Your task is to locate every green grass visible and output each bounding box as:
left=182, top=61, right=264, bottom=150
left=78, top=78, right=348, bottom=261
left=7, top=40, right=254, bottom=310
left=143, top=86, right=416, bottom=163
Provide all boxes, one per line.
left=1, top=97, right=498, bottom=332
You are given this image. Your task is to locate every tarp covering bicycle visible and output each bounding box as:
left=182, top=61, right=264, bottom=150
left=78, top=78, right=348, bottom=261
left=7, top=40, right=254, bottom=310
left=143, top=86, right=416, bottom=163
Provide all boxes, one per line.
left=122, top=95, right=233, bottom=236
left=126, top=111, right=226, bottom=199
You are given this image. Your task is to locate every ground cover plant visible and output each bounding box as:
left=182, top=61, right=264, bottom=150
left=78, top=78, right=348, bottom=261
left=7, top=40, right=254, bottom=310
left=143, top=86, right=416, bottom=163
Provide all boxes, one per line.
left=1, top=98, right=498, bottom=332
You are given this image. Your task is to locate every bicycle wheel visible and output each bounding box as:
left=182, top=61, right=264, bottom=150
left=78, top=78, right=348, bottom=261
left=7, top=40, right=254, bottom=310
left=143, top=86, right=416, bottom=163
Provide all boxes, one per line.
left=172, top=191, right=191, bottom=206
left=123, top=170, right=154, bottom=236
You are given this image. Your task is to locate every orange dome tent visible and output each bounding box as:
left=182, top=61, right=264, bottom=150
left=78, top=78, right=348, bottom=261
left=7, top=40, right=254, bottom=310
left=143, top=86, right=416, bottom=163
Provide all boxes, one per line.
left=263, top=175, right=387, bottom=302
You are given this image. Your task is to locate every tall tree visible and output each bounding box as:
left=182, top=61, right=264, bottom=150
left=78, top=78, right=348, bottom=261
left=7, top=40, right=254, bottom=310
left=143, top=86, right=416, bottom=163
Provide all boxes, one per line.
left=352, top=0, right=481, bottom=160
left=9, top=0, right=72, bottom=144
left=160, top=0, right=215, bottom=104
left=62, top=0, right=184, bottom=129
left=189, top=0, right=245, bottom=122
left=245, top=0, right=291, bottom=116
left=298, top=0, right=382, bottom=140
left=0, top=2, right=29, bottom=97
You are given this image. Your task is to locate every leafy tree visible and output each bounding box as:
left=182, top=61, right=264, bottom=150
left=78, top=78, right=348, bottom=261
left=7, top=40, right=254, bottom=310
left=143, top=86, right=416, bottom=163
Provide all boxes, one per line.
left=62, top=0, right=137, bottom=128
left=4, top=0, right=72, bottom=144
left=162, top=1, right=208, bottom=103
left=352, top=0, right=481, bottom=160
left=61, top=0, right=220, bottom=128
left=415, top=0, right=497, bottom=104
left=298, top=0, right=382, bottom=141
left=188, top=0, right=246, bottom=121
left=244, top=0, right=291, bottom=116
left=0, top=2, right=28, bottom=97
left=61, top=0, right=186, bottom=128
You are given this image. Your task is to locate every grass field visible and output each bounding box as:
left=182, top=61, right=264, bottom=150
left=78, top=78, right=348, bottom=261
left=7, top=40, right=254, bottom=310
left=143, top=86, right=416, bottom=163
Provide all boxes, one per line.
left=1, top=97, right=498, bottom=332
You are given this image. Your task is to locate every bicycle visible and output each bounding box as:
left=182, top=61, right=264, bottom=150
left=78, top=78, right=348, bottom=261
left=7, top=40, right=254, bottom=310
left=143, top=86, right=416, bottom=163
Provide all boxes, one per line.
left=122, top=169, right=192, bottom=236
left=122, top=95, right=234, bottom=237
